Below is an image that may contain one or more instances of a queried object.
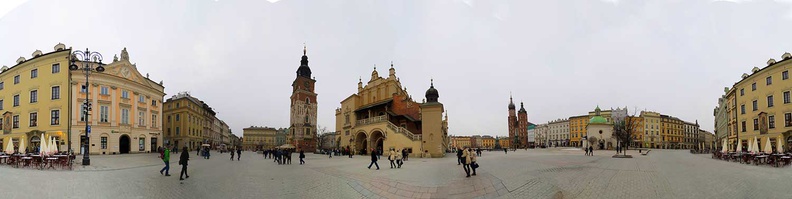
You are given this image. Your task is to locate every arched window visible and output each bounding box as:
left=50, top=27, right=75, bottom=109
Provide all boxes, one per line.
left=306, top=97, right=310, bottom=104
left=305, top=116, right=309, bottom=123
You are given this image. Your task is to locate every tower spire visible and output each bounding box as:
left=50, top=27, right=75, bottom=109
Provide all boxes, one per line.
left=303, top=43, right=306, bottom=55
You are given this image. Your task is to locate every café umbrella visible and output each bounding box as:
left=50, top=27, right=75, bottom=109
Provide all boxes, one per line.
left=763, top=137, right=772, bottom=153
left=778, top=135, right=784, bottom=153
left=4, top=139, right=13, bottom=154
left=736, top=140, right=743, bottom=152
left=722, top=139, right=728, bottom=153
left=19, top=138, right=26, bottom=154
left=40, top=134, right=48, bottom=155
left=751, top=136, right=760, bottom=153
left=51, top=137, right=58, bottom=154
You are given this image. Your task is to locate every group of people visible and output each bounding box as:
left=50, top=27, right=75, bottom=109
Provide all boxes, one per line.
left=229, top=148, right=241, bottom=161
left=158, top=145, right=190, bottom=181
left=456, top=147, right=478, bottom=177
left=584, top=146, right=594, bottom=156
left=262, top=148, right=306, bottom=165
left=198, top=147, right=211, bottom=159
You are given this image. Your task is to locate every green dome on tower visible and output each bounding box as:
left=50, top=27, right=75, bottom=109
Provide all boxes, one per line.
left=589, top=105, right=607, bottom=124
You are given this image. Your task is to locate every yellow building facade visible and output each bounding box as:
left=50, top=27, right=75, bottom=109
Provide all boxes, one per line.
left=242, top=126, right=277, bottom=150
left=661, top=115, right=684, bottom=149
left=335, top=65, right=448, bottom=158
left=0, top=44, right=165, bottom=155
left=163, top=92, right=208, bottom=151
left=481, top=135, right=495, bottom=149
left=0, top=45, right=71, bottom=153
left=569, top=115, right=588, bottom=147
left=498, top=136, right=510, bottom=149
left=726, top=52, right=792, bottom=152
left=641, top=111, right=662, bottom=148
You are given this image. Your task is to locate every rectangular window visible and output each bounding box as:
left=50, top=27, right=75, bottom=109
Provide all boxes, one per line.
left=786, top=113, right=792, bottom=127
left=752, top=100, right=758, bottom=111
left=768, top=95, right=774, bottom=107
left=30, top=90, right=37, bottom=103
left=0, top=100, right=3, bottom=110
left=100, top=87, right=109, bottom=95
left=769, top=115, right=775, bottom=129
left=14, top=75, right=19, bottom=84
left=784, top=70, right=789, bottom=80
left=767, top=76, right=772, bottom=85
left=51, top=63, right=60, bottom=73
left=100, top=106, right=109, bottom=123
left=121, top=109, right=129, bottom=124
left=176, top=127, right=180, bottom=136
left=138, top=111, right=145, bottom=126
left=122, top=90, right=129, bottom=99
left=101, top=137, right=108, bottom=149
left=51, top=86, right=61, bottom=100
left=740, top=89, right=744, bottom=96
left=752, top=83, right=756, bottom=91
left=741, top=121, right=746, bottom=132
left=13, top=115, right=19, bottom=128
left=152, top=114, right=157, bottom=127
left=13, top=95, right=19, bottom=107
left=79, top=105, right=86, bottom=122
left=176, top=114, right=180, bottom=121
left=151, top=100, right=157, bottom=106
left=167, top=115, right=171, bottom=123
left=784, top=91, right=790, bottom=104
left=139, top=95, right=145, bottom=103
left=0, top=82, right=3, bottom=90
left=753, top=118, right=759, bottom=130
left=29, top=112, right=37, bottom=127
left=50, top=110, right=59, bottom=125
left=741, top=104, right=745, bottom=114
left=30, top=69, right=37, bottom=78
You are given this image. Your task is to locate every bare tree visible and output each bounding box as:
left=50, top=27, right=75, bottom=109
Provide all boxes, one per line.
left=613, top=109, right=640, bottom=156
left=316, top=125, right=331, bottom=150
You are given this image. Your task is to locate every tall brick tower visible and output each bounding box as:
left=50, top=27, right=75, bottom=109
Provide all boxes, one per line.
left=518, top=102, right=528, bottom=148
left=507, top=95, right=517, bottom=148
left=289, top=45, right=317, bottom=152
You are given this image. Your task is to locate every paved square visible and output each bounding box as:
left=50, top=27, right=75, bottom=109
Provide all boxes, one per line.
left=2, top=148, right=790, bottom=199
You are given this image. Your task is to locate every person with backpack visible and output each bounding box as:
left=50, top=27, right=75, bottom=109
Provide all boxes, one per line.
left=299, top=149, right=306, bottom=165
left=160, top=145, right=171, bottom=176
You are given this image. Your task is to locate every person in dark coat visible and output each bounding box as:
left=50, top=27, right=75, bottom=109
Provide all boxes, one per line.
left=299, top=150, right=306, bottom=165
left=589, top=146, right=594, bottom=156
left=286, top=150, right=292, bottom=164
left=230, top=148, right=235, bottom=161
left=179, top=147, right=190, bottom=180
left=367, top=148, right=380, bottom=170
left=402, top=149, right=408, bottom=161
left=456, top=148, right=464, bottom=165
left=236, top=148, right=241, bottom=161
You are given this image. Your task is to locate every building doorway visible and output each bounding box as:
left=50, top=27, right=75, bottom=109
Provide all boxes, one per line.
left=371, top=131, right=385, bottom=155
left=151, top=138, right=158, bottom=152
left=119, top=135, right=131, bottom=154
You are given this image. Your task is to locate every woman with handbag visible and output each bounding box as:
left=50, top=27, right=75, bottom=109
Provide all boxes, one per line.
left=469, top=148, right=477, bottom=176
left=388, top=149, right=397, bottom=168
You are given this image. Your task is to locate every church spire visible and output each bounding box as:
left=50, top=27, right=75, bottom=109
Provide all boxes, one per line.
left=297, top=44, right=311, bottom=78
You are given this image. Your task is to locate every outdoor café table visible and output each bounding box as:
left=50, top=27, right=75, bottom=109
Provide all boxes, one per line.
left=45, top=157, right=58, bottom=170
left=781, top=156, right=792, bottom=166
left=0, top=155, right=8, bottom=164
left=731, top=153, right=741, bottom=162
left=754, top=155, right=768, bottom=166
left=20, top=157, right=33, bottom=168
left=770, top=154, right=783, bottom=167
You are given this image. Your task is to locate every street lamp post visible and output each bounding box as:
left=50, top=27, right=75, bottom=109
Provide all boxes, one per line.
left=69, top=48, right=105, bottom=166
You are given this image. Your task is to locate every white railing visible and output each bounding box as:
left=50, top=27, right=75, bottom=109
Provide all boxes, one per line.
left=355, top=115, right=421, bottom=141
left=355, top=115, right=388, bottom=126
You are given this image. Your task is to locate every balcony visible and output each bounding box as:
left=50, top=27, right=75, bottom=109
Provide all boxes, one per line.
left=355, top=115, right=421, bottom=141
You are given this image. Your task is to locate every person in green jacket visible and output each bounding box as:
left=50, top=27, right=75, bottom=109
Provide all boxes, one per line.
left=160, top=145, right=171, bottom=176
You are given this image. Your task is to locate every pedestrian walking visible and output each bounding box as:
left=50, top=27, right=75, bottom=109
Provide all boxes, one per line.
left=457, top=148, right=463, bottom=165
left=286, top=149, right=292, bottom=164
left=388, top=149, right=397, bottom=168
left=402, top=149, right=408, bottom=162
left=469, top=148, right=477, bottom=176
left=230, top=148, right=235, bottom=161
left=395, top=150, right=403, bottom=168
left=504, top=148, right=508, bottom=154
left=329, top=149, right=333, bottom=158
left=462, top=147, right=471, bottom=177
left=197, top=147, right=200, bottom=156
left=589, top=146, right=594, bottom=156
left=299, top=150, right=306, bottom=165
left=179, top=146, right=190, bottom=181
left=367, top=148, right=380, bottom=170
left=160, top=145, right=171, bottom=176
left=584, top=147, right=589, bottom=156
left=236, top=148, right=241, bottom=161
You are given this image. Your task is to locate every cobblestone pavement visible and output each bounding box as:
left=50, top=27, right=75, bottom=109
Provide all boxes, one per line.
left=2, top=149, right=791, bottom=199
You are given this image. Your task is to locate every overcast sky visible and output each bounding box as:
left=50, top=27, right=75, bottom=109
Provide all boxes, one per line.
left=2, top=0, right=792, bottom=137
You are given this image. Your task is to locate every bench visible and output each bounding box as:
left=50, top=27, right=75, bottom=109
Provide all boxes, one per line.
left=641, top=150, right=651, bottom=156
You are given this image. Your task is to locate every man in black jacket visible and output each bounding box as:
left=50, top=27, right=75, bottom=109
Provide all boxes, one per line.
left=456, top=148, right=463, bottom=165
left=179, top=147, right=190, bottom=181
left=367, top=148, right=379, bottom=170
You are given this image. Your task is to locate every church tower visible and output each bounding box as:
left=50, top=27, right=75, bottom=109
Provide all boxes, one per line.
left=421, top=79, right=445, bottom=157
left=507, top=95, right=517, bottom=148
left=289, top=46, right=317, bottom=152
left=518, top=102, right=528, bottom=148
